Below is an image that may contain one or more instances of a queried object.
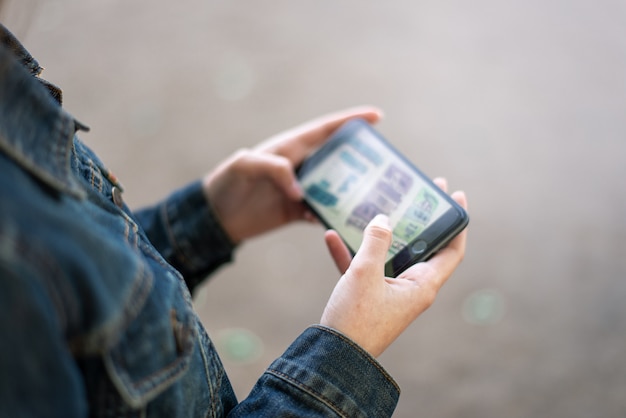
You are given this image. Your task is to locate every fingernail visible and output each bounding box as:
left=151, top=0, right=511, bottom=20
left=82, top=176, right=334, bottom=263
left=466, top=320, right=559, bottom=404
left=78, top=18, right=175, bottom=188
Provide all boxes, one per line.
left=371, top=214, right=391, bottom=230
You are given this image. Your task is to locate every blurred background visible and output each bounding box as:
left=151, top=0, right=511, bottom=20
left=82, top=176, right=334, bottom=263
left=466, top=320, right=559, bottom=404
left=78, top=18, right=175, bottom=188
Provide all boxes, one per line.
left=5, top=0, right=625, bottom=416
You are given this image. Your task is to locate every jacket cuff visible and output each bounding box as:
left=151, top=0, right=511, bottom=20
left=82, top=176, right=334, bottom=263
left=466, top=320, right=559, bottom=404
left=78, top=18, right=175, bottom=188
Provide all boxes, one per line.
left=266, top=325, right=400, bottom=417
left=161, top=180, right=235, bottom=289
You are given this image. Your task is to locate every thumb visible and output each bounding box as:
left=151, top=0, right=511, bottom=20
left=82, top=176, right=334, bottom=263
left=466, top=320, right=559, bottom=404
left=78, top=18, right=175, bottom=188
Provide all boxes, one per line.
left=349, top=214, right=392, bottom=277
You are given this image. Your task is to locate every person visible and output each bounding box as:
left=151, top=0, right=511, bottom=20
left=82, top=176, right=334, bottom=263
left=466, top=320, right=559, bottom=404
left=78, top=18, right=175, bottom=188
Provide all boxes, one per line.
left=0, top=21, right=467, bottom=417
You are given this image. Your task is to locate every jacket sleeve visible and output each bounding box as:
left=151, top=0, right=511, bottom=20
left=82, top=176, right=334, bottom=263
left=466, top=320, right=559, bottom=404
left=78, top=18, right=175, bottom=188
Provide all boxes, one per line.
left=133, top=180, right=236, bottom=293
left=230, top=326, right=400, bottom=418
left=0, top=264, right=87, bottom=417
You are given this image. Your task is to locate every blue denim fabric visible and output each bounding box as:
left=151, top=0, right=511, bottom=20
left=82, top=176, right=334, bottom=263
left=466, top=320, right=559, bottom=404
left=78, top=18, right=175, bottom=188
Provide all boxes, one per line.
left=0, top=25, right=399, bottom=417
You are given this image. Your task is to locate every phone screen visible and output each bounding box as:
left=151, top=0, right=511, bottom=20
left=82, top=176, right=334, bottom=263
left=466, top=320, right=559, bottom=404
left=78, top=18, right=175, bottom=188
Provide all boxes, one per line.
left=298, top=121, right=453, bottom=263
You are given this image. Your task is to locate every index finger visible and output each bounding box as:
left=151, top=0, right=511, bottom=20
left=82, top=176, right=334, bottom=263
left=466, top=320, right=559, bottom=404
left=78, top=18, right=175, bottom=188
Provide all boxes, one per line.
left=256, top=106, right=384, bottom=162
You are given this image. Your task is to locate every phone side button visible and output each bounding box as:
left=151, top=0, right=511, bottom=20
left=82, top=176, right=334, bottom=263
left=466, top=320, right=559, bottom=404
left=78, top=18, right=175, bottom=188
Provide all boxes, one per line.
left=411, top=240, right=428, bottom=254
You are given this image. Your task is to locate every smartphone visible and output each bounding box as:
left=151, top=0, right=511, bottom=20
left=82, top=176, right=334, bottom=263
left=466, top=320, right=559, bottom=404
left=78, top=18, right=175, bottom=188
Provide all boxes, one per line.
left=297, top=118, right=469, bottom=277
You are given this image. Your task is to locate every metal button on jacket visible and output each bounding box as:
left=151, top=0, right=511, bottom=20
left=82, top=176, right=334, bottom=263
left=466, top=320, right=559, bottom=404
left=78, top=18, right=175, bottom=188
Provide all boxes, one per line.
left=112, top=186, right=124, bottom=209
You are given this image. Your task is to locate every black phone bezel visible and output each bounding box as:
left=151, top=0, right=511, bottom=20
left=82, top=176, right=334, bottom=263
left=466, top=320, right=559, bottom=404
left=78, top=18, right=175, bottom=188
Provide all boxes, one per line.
left=297, top=118, right=469, bottom=277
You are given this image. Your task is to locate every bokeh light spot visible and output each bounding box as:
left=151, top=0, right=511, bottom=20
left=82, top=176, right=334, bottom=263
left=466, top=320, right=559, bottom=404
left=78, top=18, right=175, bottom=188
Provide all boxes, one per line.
left=462, top=288, right=506, bottom=325
left=216, top=328, right=264, bottom=364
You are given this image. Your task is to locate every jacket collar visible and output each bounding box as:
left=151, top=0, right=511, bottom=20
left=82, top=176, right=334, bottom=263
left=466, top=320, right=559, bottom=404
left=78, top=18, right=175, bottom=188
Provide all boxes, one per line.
left=0, top=24, right=86, bottom=198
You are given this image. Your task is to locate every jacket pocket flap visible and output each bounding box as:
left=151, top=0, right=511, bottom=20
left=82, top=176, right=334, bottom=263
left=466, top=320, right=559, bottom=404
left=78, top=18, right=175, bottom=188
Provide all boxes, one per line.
left=103, top=293, right=197, bottom=408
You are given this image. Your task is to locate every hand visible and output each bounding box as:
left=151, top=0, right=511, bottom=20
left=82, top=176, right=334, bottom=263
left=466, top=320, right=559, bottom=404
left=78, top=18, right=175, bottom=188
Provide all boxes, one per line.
left=202, top=106, right=384, bottom=244
left=320, top=179, right=468, bottom=357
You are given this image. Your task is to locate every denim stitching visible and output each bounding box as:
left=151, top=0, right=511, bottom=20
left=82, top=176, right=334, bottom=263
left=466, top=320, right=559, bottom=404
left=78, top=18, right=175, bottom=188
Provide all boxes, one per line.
left=137, top=237, right=194, bottom=307
left=102, top=237, right=196, bottom=406
left=311, top=325, right=400, bottom=392
left=198, top=326, right=219, bottom=418
left=265, top=369, right=347, bottom=418
left=68, top=251, right=153, bottom=355
left=160, top=199, right=189, bottom=267
left=105, top=340, right=192, bottom=408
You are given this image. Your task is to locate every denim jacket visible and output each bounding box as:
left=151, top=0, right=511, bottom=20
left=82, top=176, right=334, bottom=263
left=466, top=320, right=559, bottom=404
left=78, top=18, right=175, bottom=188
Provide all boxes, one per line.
left=0, top=24, right=399, bottom=417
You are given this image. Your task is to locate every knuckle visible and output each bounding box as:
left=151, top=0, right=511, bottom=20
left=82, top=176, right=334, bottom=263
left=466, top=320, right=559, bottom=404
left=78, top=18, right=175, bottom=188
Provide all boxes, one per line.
left=231, top=148, right=253, bottom=165
left=274, top=155, right=292, bottom=172
left=367, top=224, right=392, bottom=242
left=414, top=266, right=439, bottom=307
left=423, top=285, right=438, bottom=307
left=347, top=263, right=370, bottom=278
